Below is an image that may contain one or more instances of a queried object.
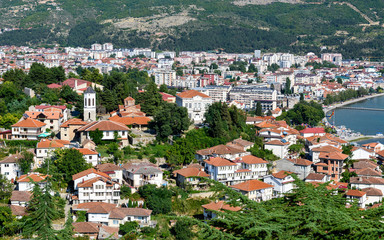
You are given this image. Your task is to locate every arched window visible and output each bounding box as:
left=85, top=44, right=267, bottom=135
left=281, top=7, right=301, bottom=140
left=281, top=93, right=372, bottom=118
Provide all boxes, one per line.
left=84, top=98, right=87, bottom=106
left=92, top=98, right=95, bottom=107
left=89, top=112, right=91, bottom=120
left=88, top=98, right=91, bottom=106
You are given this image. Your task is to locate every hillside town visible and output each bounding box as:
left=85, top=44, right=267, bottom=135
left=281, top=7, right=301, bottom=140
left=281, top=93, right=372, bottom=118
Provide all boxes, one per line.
left=1, top=43, right=384, bottom=239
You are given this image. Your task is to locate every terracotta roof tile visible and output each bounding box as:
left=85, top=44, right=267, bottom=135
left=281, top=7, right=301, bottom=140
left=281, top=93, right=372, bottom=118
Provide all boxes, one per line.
left=60, top=118, right=87, bottom=128
left=173, top=167, right=210, bottom=178
left=0, top=153, right=23, bottom=164
left=108, top=115, right=151, bottom=125
left=17, top=173, right=49, bottom=183
left=350, top=177, right=384, bottom=185
left=241, top=155, right=267, bottom=164
left=231, top=179, right=273, bottom=192
left=197, top=145, right=245, bottom=156
left=265, top=140, right=289, bottom=146
left=202, top=201, right=241, bottom=212
left=12, top=118, right=46, bottom=128
left=73, top=202, right=117, bottom=214
left=306, top=173, right=327, bottom=181
left=75, top=148, right=98, bottom=155
left=272, top=170, right=293, bottom=179
left=77, top=120, right=129, bottom=132
left=10, top=205, right=27, bottom=216
left=319, top=151, right=348, bottom=161
left=37, top=139, right=69, bottom=148
left=96, top=163, right=122, bottom=172
left=361, top=187, right=383, bottom=196
left=72, top=168, right=111, bottom=181
left=73, top=222, right=100, bottom=234
left=288, top=158, right=312, bottom=166
left=10, top=191, right=32, bottom=202
left=204, top=157, right=237, bottom=167
left=355, top=168, right=381, bottom=177
left=177, top=90, right=210, bottom=99
left=346, top=189, right=366, bottom=197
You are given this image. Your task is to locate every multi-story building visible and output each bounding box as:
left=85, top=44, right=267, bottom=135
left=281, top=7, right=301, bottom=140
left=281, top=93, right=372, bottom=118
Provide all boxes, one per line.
left=264, top=170, right=295, bottom=197
left=60, top=118, right=87, bottom=141
left=154, top=70, right=176, bottom=86
left=0, top=153, right=23, bottom=181
left=11, top=118, right=46, bottom=140
left=193, top=85, right=232, bottom=102
left=314, top=151, right=349, bottom=181
left=204, top=156, right=268, bottom=186
left=72, top=168, right=120, bottom=204
left=76, top=148, right=100, bottom=166
left=17, top=173, right=49, bottom=191
left=122, top=162, right=164, bottom=188
left=229, top=85, right=277, bottom=111
left=176, top=90, right=213, bottom=123
left=36, top=139, right=70, bottom=166
left=294, top=73, right=320, bottom=85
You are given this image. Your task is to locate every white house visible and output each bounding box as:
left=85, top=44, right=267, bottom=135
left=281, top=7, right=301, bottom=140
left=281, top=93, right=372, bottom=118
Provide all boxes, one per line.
left=17, top=173, right=49, bottom=191
left=122, top=162, right=164, bottom=188
left=351, top=147, right=375, bottom=160
left=96, top=163, right=124, bottom=184
left=264, top=170, right=295, bottom=197
left=196, top=144, right=250, bottom=161
left=76, top=148, right=100, bottom=166
left=77, top=120, right=130, bottom=146
left=35, top=139, right=70, bottom=166
left=230, top=179, right=274, bottom=202
left=10, top=191, right=32, bottom=207
left=345, top=189, right=367, bottom=208
left=73, top=202, right=154, bottom=227
left=299, top=127, right=326, bottom=138
left=350, top=177, right=384, bottom=194
left=202, top=201, right=241, bottom=220
left=274, top=158, right=312, bottom=180
left=176, top=90, right=213, bottom=123
left=362, top=187, right=383, bottom=206
left=11, top=118, right=46, bottom=140
left=264, top=140, right=289, bottom=159
left=72, top=168, right=120, bottom=204
left=0, top=153, right=23, bottom=181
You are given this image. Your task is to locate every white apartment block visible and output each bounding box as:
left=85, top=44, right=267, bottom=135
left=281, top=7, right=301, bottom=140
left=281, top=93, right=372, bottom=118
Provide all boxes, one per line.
left=154, top=70, right=176, bottom=86
left=229, top=85, right=277, bottom=111
left=193, top=85, right=232, bottom=102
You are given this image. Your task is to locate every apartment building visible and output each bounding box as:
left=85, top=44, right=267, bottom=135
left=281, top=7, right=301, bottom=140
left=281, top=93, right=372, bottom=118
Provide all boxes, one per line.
left=230, top=179, right=274, bottom=202
left=11, top=118, right=46, bottom=140
left=229, top=85, right=277, bottom=111
left=154, top=70, right=176, bottom=86
left=122, top=162, right=164, bottom=188
left=193, top=85, right=232, bottom=102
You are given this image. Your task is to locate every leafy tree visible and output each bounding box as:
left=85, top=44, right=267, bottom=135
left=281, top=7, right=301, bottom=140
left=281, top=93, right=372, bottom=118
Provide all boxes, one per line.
left=149, top=102, right=190, bottom=141
left=0, top=206, right=14, bottom=236
left=119, top=221, right=139, bottom=235
left=288, top=143, right=304, bottom=154
left=54, top=148, right=92, bottom=184
left=0, top=174, right=13, bottom=201
left=159, top=84, right=168, bottom=93
left=138, top=185, right=172, bottom=215
left=267, top=63, right=279, bottom=72
left=120, top=185, right=131, bottom=199
left=248, top=63, right=258, bottom=73
left=300, top=93, right=304, bottom=101
left=255, top=102, right=262, bottom=116
left=165, top=138, right=195, bottom=166
left=277, top=101, right=324, bottom=126
left=0, top=113, right=19, bottom=129
left=18, top=151, right=34, bottom=174
left=172, top=218, right=194, bottom=240
left=89, top=129, right=103, bottom=145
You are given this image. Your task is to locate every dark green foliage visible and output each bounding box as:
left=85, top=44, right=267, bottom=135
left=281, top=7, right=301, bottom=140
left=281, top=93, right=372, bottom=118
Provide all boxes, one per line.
left=267, top=63, right=280, bottom=73
left=0, top=174, right=13, bottom=201
left=305, top=61, right=337, bottom=69
left=277, top=101, right=325, bottom=126
left=18, top=151, right=34, bottom=174
left=120, top=185, right=132, bottom=199
left=136, top=81, right=162, bottom=116
left=255, top=102, right=262, bottom=116
left=149, top=102, right=190, bottom=141
left=24, top=181, right=59, bottom=239
left=53, top=148, right=92, bottom=184
left=249, top=140, right=279, bottom=161
left=323, top=88, right=370, bottom=105
left=138, top=185, right=172, bottom=215
left=3, top=140, right=39, bottom=148
left=284, top=77, right=291, bottom=94
left=76, top=211, right=87, bottom=222
left=340, top=169, right=358, bottom=183
left=204, top=102, right=246, bottom=141
left=119, top=221, right=139, bottom=235
left=89, top=129, right=103, bottom=145
left=172, top=218, right=193, bottom=240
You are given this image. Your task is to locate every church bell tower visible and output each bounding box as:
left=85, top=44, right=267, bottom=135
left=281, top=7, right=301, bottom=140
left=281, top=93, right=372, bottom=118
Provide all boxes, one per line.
left=83, top=87, right=97, bottom=122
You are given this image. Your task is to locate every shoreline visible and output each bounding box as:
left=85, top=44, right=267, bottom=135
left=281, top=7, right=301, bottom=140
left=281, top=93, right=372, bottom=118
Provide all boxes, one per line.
left=322, top=92, right=384, bottom=141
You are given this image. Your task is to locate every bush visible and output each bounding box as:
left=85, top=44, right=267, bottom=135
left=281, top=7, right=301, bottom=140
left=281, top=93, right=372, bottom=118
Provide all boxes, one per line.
left=76, top=211, right=87, bottom=222
left=149, top=155, right=157, bottom=164
left=119, top=221, right=139, bottom=235
left=4, top=140, right=38, bottom=147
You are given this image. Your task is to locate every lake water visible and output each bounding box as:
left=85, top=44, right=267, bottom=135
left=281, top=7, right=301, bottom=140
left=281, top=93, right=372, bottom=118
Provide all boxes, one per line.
left=329, top=95, right=384, bottom=135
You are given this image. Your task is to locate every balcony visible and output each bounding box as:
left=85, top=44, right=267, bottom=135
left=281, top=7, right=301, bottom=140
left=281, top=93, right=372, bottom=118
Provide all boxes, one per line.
left=193, top=108, right=201, bottom=112
left=18, top=131, right=42, bottom=135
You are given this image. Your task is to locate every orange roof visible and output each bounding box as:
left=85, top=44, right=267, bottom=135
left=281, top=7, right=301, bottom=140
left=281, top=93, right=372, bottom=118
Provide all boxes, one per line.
left=75, top=148, right=98, bottom=155
left=231, top=179, right=273, bottom=192
left=61, top=118, right=87, bottom=128
left=77, top=176, right=117, bottom=188
left=37, top=139, right=70, bottom=148
left=72, top=168, right=111, bottom=181
left=311, top=145, right=342, bottom=153
left=108, top=115, right=151, bottom=126
left=177, top=90, right=210, bottom=99
left=173, top=167, right=210, bottom=178
left=12, top=118, right=46, bottom=128
left=272, top=170, right=293, bottom=179
left=24, top=111, right=63, bottom=120
left=319, top=152, right=348, bottom=161
left=256, top=121, right=277, bottom=128
left=288, top=158, right=312, bottom=166
left=265, top=140, right=289, bottom=146
left=204, top=157, right=237, bottom=167
left=18, top=173, right=49, bottom=182
left=202, top=201, right=241, bottom=212
left=346, top=189, right=366, bottom=197
left=77, top=120, right=129, bottom=132
left=241, top=155, right=267, bottom=164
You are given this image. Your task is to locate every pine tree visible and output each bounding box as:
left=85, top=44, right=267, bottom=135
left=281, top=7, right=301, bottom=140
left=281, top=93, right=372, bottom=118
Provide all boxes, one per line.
left=255, top=101, right=262, bottom=116
left=57, top=211, right=74, bottom=240
left=24, top=180, right=59, bottom=240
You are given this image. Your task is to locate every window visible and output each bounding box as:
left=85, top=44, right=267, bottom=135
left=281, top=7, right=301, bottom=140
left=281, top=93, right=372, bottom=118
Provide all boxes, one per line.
left=89, top=156, right=92, bottom=160
left=5, top=172, right=9, bottom=175
left=113, top=220, right=118, bottom=225
left=113, top=192, right=119, bottom=196
left=106, top=132, right=109, bottom=137
left=5, top=164, right=9, bottom=167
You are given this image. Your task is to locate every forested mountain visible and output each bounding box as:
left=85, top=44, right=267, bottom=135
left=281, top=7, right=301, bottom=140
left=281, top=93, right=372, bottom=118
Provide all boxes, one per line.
left=1, top=0, right=384, bottom=58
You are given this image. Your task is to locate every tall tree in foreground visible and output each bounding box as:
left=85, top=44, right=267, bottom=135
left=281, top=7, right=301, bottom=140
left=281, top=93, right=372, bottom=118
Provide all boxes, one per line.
left=24, top=181, right=58, bottom=240
left=255, top=101, right=262, bottom=116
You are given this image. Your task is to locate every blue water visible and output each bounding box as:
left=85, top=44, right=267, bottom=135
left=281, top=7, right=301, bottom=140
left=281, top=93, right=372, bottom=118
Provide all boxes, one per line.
left=329, top=95, right=384, bottom=135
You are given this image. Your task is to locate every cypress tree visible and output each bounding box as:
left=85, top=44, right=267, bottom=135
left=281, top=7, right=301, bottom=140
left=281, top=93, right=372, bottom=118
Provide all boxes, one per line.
left=255, top=101, right=262, bottom=116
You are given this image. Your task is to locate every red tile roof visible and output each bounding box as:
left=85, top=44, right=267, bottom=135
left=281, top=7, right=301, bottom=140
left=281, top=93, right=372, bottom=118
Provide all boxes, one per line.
left=60, top=118, right=87, bottom=128
left=202, top=201, right=241, bottom=212
left=12, top=118, right=46, bottom=128
left=204, top=157, right=237, bottom=167
left=77, top=120, right=129, bottom=132
left=300, top=127, right=325, bottom=134
left=173, top=167, right=210, bottom=178
left=177, top=90, right=210, bottom=99
left=361, top=187, right=383, bottom=196
left=265, top=140, right=289, bottom=146
left=272, top=170, right=293, bottom=179
left=72, top=168, right=111, bottom=181
left=75, top=148, right=98, bottom=155
left=108, top=115, right=151, bottom=126
left=241, top=155, right=267, bottom=164
left=231, top=179, right=273, bottom=192
left=37, top=139, right=69, bottom=148
left=18, top=173, right=49, bottom=183
left=346, top=189, right=366, bottom=197
left=319, top=151, right=348, bottom=161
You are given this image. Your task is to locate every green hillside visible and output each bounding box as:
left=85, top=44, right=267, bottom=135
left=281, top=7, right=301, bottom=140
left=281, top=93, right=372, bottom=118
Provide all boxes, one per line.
left=1, top=0, right=384, bottom=58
